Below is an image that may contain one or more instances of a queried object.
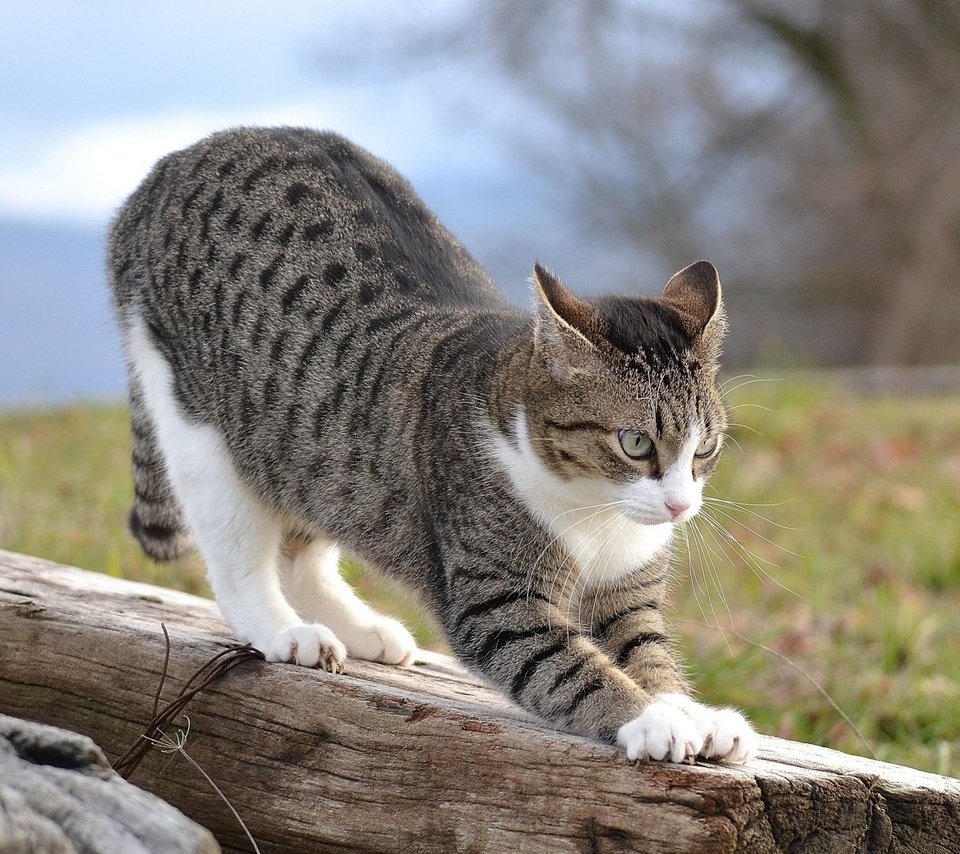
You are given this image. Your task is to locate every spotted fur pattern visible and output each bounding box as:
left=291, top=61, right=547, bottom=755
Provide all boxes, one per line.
left=109, top=127, right=756, bottom=763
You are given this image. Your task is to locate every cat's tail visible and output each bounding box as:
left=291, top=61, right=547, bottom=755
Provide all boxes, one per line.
left=127, top=377, right=195, bottom=562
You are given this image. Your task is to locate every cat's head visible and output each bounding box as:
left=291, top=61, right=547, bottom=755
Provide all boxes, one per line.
left=519, top=260, right=728, bottom=526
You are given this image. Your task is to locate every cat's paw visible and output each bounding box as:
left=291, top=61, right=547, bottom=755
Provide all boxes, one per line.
left=658, top=693, right=758, bottom=764
left=263, top=624, right=347, bottom=671
left=616, top=700, right=704, bottom=763
left=705, top=708, right=757, bottom=764
left=345, top=617, right=417, bottom=666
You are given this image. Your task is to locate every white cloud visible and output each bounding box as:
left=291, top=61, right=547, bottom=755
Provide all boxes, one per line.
left=0, top=103, right=369, bottom=224
left=0, top=114, right=219, bottom=223
left=0, top=90, right=505, bottom=225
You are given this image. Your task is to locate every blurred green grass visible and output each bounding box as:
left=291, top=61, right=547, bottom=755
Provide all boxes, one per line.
left=1, top=377, right=959, bottom=777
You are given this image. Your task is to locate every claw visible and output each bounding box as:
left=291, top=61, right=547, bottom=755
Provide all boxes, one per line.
left=322, top=655, right=343, bottom=674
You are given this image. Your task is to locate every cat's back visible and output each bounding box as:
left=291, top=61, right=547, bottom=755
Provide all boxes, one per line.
left=109, top=127, right=523, bottom=510
left=111, top=126, right=504, bottom=313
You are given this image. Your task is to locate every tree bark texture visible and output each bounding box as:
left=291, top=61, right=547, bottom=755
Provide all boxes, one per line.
left=1, top=549, right=958, bottom=853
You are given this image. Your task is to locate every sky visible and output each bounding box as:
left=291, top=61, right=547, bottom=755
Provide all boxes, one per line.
left=0, top=1, right=557, bottom=405
left=0, top=2, right=505, bottom=224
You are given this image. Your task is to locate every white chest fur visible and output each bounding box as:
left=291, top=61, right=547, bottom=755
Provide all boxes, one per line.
left=488, top=409, right=673, bottom=588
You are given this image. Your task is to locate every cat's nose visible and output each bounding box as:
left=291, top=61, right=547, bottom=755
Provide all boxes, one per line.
left=665, top=498, right=690, bottom=519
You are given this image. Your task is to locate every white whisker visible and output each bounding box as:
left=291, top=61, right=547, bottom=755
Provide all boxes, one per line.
left=721, top=375, right=783, bottom=396
left=704, top=504, right=804, bottom=558
left=691, top=518, right=736, bottom=636
left=698, top=510, right=800, bottom=597
left=680, top=522, right=719, bottom=645
left=703, top=496, right=801, bottom=531
left=684, top=520, right=733, bottom=652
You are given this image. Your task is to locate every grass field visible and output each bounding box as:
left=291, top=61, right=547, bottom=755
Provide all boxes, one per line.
left=2, top=377, right=959, bottom=777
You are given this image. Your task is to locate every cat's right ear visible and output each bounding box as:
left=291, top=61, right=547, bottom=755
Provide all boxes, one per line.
left=534, top=263, right=596, bottom=340
left=532, top=263, right=602, bottom=380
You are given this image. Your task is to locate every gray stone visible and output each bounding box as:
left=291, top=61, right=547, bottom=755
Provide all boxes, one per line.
left=0, top=714, right=218, bottom=854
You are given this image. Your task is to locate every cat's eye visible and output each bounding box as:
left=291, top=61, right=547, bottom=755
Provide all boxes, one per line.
left=694, top=434, right=720, bottom=458
left=618, top=429, right=655, bottom=460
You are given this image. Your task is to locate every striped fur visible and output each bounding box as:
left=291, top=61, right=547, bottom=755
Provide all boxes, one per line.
left=127, top=375, right=194, bottom=561
left=108, top=127, right=756, bottom=761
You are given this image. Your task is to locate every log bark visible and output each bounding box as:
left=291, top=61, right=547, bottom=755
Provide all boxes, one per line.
left=1, top=549, right=958, bottom=854
left=0, top=713, right=218, bottom=853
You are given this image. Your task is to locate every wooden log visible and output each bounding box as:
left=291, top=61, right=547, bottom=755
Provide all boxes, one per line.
left=0, top=712, right=219, bottom=853
left=1, top=548, right=958, bottom=854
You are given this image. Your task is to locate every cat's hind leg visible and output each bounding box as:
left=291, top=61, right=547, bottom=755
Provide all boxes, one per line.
left=126, top=317, right=346, bottom=669
left=179, top=470, right=347, bottom=669
left=281, top=539, right=417, bottom=666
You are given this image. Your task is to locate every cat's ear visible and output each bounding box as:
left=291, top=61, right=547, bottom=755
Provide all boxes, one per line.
left=661, top=260, right=723, bottom=339
left=533, top=263, right=598, bottom=344
left=532, top=263, right=604, bottom=379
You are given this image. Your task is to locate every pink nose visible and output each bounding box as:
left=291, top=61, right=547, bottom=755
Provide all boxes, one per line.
left=665, top=499, right=690, bottom=519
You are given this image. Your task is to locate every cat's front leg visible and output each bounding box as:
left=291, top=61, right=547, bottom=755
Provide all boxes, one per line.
left=448, top=586, right=708, bottom=762
left=588, top=586, right=690, bottom=696
left=590, top=590, right=757, bottom=764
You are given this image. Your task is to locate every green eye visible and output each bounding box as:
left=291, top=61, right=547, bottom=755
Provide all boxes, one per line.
left=695, top=434, right=720, bottom=458
left=618, top=429, right=655, bottom=460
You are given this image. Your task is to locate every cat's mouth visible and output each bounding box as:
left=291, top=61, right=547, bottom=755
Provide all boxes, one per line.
left=619, top=505, right=682, bottom=527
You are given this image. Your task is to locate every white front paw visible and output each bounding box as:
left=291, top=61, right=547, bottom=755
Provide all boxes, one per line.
left=345, top=617, right=417, bottom=666
left=617, top=701, right=704, bottom=763
left=708, top=708, right=758, bottom=763
left=263, top=624, right=346, bottom=671
left=658, top=693, right=758, bottom=764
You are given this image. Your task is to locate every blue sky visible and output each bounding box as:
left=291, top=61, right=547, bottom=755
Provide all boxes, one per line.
left=0, top=1, right=522, bottom=225
left=0, top=1, right=562, bottom=404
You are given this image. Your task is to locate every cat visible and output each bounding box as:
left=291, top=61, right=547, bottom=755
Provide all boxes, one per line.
left=109, top=126, right=757, bottom=764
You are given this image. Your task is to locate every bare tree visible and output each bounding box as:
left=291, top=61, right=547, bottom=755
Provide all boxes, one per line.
left=734, top=0, right=960, bottom=364
left=351, top=0, right=960, bottom=365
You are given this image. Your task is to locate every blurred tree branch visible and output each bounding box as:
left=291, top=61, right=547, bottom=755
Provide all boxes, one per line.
left=732, top=0, right=960, bottom=363
left=338, top=0, right=960, bottom=365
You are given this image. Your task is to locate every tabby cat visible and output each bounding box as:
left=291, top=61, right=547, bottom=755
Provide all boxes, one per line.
left=109, top=126, right=757, bottom=764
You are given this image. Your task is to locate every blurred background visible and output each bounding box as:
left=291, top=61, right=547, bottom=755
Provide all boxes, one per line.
left=3, top=0, right=960, bottom=404
left=1, top=1, right=959, bottom=778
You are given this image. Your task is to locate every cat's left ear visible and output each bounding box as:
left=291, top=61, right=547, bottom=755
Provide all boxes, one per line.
left=661, top=260, right=724, bottom=340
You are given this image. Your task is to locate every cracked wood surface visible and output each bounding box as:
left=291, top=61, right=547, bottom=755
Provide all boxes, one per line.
left=1, top=549, right=958, bottom=853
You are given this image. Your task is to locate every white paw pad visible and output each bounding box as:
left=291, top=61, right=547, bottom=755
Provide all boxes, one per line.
left=658, top=693, right=758, bottom=764
left=346, top=617, right=417, bottom=666
left=616, top=700, right=704, bottom=763
left=264, top=624, right=346, bottom=671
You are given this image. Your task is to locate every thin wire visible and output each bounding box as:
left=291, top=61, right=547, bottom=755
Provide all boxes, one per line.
left=113, top=624, right=265, bottom=779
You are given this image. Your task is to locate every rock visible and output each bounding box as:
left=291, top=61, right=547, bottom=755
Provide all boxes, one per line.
left=0, top=714, right=218, bottom=854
